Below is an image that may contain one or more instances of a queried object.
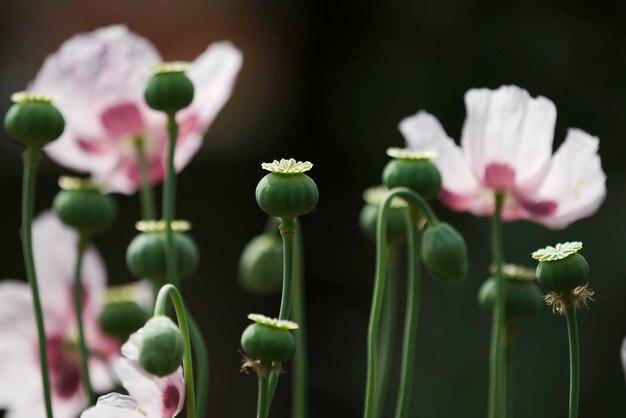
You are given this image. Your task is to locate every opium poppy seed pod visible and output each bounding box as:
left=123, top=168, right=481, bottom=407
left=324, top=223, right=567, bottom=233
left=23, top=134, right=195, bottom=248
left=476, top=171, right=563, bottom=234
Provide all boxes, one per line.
left=359, top=185, right=409, bottom=243
left=239, top=234, right=283, bottom=295
left=382, top=148, right=441, bottom=200
left=4, top=92, right=64, bottom=147
left=53, top=176, right=117, bottom=236
left=256, top=159, right=319, bottom=220
left=144, top=62, right=194, bottom=113
left=138, top=315, right=185, bottom=377
left=241, top=314, right=298, bottom=364
left=126, top=220, right=199, bottom=282
left=421, top=222, right=468, bottom=283
left=532, top=242, right=589, bottom=293
left=478, top=264, right=542, bottom=319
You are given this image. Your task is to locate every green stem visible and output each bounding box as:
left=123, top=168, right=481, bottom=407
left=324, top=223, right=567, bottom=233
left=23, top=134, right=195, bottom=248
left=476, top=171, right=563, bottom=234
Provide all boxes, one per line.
left=154, top=284, right=197, bottom=418
left=488, top=193, right=506, bottom=418
left=565, top=304, right=580, bottom=418
left=21, top=147, right=54, bottom=418
left=504, top=320, right=518, bottom=418
left=73, top=234, right=94, bottom=405
left=161, top=111, right=209, bottom=418
left=374, top=246, right=399, bottom=418
left=163, top=113, right=178, bottom=286
left=291, top=219, right=308, bottom=418
left=134, top=136, right=156, bottom=220
left=364, top=188, right=436, bottom=418
left=188, top=315, right=209, bottom=417
left=266, top=216, right=297, bottom=415
left=393, top=212, right=421, bottom=418
left=257, top=373, right=270, bottom=418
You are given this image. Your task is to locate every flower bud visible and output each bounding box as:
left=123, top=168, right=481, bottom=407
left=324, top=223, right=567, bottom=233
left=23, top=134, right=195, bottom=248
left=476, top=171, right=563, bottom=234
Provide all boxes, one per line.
left=139, top=316, right=185, bottom=377
left=532, top=242, right=589, bottom=293
left=99, top=301, right=148, bottom=342
left=382, top=148, right=441, bottom=200
left=53, top=177, right=116, bottom=235
left=421, top=222, right=467, bottom=283
left=359, top=186, right=408, bottom=243
left=144, top=63, right=194, bottom=113
left=239, top=234, right=283, bottom=295
left=4, top=92, right=64, bottom=147
left=256, top=159, right=318, bottom=219
left=241, top=314, right=297, bottom=363
left=478, top=266, right=542, bottom=319
left=126, top=220, right=199, bottom=282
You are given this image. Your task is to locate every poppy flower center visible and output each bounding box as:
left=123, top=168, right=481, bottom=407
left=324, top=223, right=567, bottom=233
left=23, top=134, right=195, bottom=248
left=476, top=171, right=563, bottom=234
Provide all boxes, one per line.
left=45, top=335, right=81, bottom=399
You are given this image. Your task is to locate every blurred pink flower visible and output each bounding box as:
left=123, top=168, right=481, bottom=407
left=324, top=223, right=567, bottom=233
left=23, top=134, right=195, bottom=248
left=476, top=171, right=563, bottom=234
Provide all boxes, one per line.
left=29, top=25, right=243, bottom=194
left=400, top=85, right=606, bottom=229
left=0, top=212, right=120, bottom=418
left=81, top=331, right=185, bottom=418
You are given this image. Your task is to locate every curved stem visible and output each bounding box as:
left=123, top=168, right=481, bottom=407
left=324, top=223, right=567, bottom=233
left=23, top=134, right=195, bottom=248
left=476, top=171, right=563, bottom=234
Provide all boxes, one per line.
left=393, top=212, right=421, bottom=418
left=363, top=187, right=435, bottom=418
left=291, top=220, right=308, bottom=418
left=21, top=147, right=54, bottom=418
left=73, top=234, right=94, bottom=405
left=134, top=136, right=156, bottom=220
left=154, top=284, right=197, bottom=418
left=488, top=193, right=506, bottom=418
left=374, top=245, right=399, bottom=418
left=257, top=373, right=270, bottom=418
left=266, top=216, right=297, bottom=414
left=565, top=304, right=580, bottom=418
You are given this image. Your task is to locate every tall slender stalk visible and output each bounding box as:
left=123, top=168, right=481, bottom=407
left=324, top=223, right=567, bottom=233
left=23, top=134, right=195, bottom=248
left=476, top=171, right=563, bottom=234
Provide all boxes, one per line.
left=364, top=187, right=437, bottom=418
left=257, top=373, right=270, bottom=418
left=162, top=112, right=209, bottom=418
left=291, top=220, right=308, bottom=418
left=488, top=193, right=506, bottom=418
left=134, top=136, right=156, bottom=220
left=374, top=246, right=399, bottom=418
left=73, top=234, right=94, bottom=405
left=154, top=284, right=197, bottom=418
left=504, top=320, right=518, bottom=418
left=21, top=146, right=54, bottom=418
left=565, top=304, right=580, bottom=418
left=393, top=212, right=421, bottom=418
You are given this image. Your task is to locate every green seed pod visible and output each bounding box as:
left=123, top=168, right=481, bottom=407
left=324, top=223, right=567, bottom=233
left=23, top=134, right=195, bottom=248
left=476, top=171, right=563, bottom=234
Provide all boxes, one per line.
left=532, top=242, right=589, bottom=293
left=53, top=177, right=116, bottom=235
left=99, top=301, right=148, bottom=342
left=478, top=275, right=542, bottom=319
left=382, top=148, right=441, bottom=200
left=126, top=220, right=199, bottom=282
left=240, top=314, right=298, bottom=363
left=421, top=222, right=467, bottom=283
left=144, top=63, right=194, bottom=113
left=239, top=234, right=283, bottom=295
left=255, top=159, right=319, bottom=219
left=4, top=92, right=65, bottom=147
left=139, top=316, right=185, bottom=377
left=359, top=185, right=409, bottom=243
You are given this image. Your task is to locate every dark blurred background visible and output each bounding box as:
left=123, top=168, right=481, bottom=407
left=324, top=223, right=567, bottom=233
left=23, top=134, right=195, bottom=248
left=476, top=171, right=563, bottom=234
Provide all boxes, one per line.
left=1, top=0, right=625, bottom=417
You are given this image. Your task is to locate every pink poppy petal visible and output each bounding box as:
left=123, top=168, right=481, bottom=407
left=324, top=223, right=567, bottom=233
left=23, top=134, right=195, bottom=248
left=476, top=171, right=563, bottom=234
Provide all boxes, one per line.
left=115, top=358, right=185, bottom=418
left=82, top=393, right=144, bottom=418
left=461, top=85, right=556, bottom=187
left=0, top=281, right=38, bottom=340
left=528, top=128, right=606, bottom=229
left=183, top=41, right=243, bottom=134
left=101, top=102, right=146, bottom=137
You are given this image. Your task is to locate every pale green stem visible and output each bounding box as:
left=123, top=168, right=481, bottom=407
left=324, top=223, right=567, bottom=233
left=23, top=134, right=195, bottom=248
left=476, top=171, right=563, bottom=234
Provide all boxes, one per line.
left=363, top=187, right=438, bottom=418
left=22, top=147, right=54, bottom=418
left=73, top=234, right=94, bottom=405
left=257, top=373, right=270, bottom=418
left=565, top=304, right=580, bottom=418
left=393, top=211, right=421, bottom=418
left=154, top=284, right=197, bottom=418
left=488, top=193, right=506, bottom=418
left=134, top=136, right=156, bottom=220
left=291, top=220, right=308, bottom=418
